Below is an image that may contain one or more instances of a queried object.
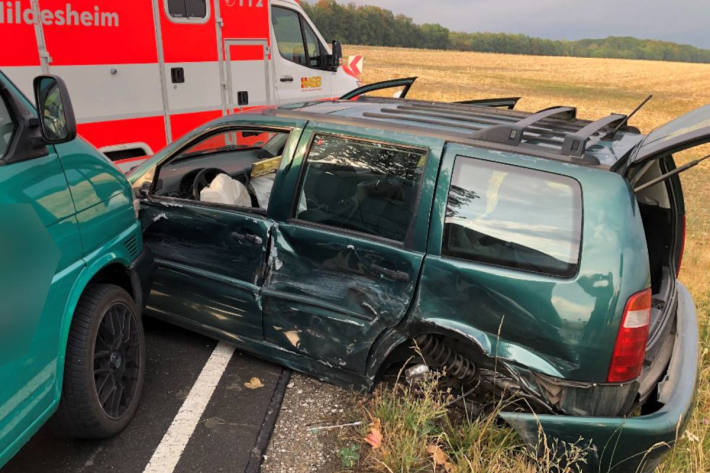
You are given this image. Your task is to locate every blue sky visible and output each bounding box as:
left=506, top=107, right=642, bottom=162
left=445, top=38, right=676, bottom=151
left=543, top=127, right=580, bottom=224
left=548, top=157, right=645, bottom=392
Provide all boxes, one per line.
left=344, top=0, right=710, bottom=49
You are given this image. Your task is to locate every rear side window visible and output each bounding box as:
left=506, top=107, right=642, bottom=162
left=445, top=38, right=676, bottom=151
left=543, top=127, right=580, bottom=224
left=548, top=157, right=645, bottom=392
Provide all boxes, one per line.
left=0, top=96, right=15, bottom=158
left=443, top=157, right=582, bottom=277
left=296, top=134, right=426, bottom=242
left=166, top=0, right=207, bottom=21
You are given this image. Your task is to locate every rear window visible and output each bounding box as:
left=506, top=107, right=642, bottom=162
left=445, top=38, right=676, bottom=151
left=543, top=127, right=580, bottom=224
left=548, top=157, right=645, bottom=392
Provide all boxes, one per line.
left=443, top=157, right=582, bottom=277
left=167, top=0, right=207, bottom=20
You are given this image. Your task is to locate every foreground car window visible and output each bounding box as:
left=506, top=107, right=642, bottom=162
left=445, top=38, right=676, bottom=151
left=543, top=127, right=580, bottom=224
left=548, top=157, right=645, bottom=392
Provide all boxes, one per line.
left=296, top=134, right=426, bottom=242
left=443, top=157, right=582, bottom=277
left=153, top=128, right=289, bottom=210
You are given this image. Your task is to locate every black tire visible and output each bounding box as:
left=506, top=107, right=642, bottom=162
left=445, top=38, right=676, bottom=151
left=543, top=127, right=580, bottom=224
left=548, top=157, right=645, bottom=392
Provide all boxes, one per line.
left=51, top=283, right=145, bottom=439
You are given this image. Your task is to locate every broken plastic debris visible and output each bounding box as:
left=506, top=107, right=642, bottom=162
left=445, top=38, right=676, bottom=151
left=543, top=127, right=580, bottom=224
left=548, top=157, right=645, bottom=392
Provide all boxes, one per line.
left=405, top=363, right=430, bottom=385
left=244, top=377, right=265, bottom=390
left=307, top=421, right=363, bottom=433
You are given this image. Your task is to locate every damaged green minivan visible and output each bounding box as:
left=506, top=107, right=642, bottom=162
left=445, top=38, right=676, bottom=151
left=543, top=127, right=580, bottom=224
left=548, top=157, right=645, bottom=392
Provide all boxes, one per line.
left=128, top=79, right=704, bottom=472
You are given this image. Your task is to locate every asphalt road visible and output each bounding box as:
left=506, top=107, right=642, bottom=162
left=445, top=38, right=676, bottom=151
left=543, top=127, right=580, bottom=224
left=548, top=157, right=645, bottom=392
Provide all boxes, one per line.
left=3, top=318, right=287, bottom=473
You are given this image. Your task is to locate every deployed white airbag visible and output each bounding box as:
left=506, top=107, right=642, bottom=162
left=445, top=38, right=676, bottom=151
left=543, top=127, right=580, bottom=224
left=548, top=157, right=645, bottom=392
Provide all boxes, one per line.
left=251, top=173, right=276, bottom=209
left=199, top=173, right=252, bottom=207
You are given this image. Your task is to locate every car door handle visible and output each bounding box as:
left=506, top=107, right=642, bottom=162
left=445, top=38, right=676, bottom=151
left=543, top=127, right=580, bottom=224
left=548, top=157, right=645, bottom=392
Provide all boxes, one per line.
left=280, top=76, right=294, bottom=83
left=370, top=264, right=410, bottom=282
left=230, top=231, right=263, bottom=245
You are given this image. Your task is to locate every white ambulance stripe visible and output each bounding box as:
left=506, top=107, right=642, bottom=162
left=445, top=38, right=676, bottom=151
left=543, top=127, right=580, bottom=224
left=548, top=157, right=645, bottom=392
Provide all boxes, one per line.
left=2, top=66, right=44, bottom=99
left=79, top=106, right=220, bottom=125
left=143, top=341, right=235, bottom=473
left=5, top=60, right=273, bottom=123
left=164, top=61, right=223, bottom=112
left=79, top=111, right=165, bottom=125
left=48, top=63, right=165, bottom=121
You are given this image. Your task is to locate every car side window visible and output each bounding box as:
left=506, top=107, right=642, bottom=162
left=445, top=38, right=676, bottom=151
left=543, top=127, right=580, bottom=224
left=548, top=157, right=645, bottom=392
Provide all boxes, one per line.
left=443, top=156, right=582, bottom=277
left=0, top=95, right=16, bottom=159
left=272, top=7, right=307, bottom=65
left=295, top=134, right=426, bottom=242
left=153, top=128, right=289, bottom=211
left=303, top=21, right=325, bottom=67
left=272, top=6, right=326, bottom=68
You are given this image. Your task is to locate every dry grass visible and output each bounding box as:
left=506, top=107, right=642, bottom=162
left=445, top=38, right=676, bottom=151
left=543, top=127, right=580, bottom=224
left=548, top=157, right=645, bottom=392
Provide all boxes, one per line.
left=341, top=45, right=710, bottom=472
left=344, top=370, right=595, bottom=473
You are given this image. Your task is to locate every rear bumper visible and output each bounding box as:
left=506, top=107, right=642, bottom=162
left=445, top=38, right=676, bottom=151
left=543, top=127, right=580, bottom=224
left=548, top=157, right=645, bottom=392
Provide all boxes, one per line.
left=129, top=246, right=154, bottom=313
left=500, top=281, right=698, bottom=473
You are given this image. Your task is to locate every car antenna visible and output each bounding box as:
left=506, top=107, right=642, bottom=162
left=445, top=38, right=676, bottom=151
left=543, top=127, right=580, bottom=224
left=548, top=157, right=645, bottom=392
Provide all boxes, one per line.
left=611, top=94, right=653, bottom=136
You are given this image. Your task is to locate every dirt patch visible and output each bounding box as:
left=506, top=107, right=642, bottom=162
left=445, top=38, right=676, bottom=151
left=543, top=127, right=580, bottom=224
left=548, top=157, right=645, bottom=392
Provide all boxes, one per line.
left=261, top=374, right=362, bottom=473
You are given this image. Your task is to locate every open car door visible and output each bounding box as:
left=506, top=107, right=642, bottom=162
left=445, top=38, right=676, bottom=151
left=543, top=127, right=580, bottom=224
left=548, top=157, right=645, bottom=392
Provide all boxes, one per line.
left=340, top=77, right=418, bottom=100
left=631, top=104, right=710, bottom=165
left=340, top=77, right=520, bottom=109
left=621, top=104, right=710, bottom=190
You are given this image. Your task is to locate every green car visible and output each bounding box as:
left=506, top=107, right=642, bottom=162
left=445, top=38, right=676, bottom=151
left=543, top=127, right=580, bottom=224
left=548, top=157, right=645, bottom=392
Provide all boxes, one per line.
left=129, top=78, right=704, bottom=472
left=0, top=72, right=152, bottom=468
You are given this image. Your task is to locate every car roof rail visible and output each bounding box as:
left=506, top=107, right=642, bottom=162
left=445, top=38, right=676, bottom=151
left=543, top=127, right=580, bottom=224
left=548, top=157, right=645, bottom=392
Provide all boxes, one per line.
left=561, top=113, right=627, bottom=156
left=454, top=97, right=521, bottom=110
left=362, top=109, right=566, bottom=147
left=473, top=106, right=577, bottom=146
left=380, top=104, right=572, bottom=137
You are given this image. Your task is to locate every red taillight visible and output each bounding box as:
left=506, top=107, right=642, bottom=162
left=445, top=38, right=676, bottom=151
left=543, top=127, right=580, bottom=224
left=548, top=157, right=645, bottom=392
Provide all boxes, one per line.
left=676, top=215, right=686, bottom=276
left=607, top=288, right=652, bottom=383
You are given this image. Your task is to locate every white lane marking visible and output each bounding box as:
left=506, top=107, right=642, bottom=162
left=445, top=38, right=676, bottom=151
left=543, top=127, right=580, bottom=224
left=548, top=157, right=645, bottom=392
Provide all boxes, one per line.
left=143, top=341, right=235, bottom=473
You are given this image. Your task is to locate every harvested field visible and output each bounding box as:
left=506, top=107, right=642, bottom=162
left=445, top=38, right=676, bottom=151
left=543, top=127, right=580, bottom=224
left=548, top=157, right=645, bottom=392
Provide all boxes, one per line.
left=340, top=45, right=710, bottom=472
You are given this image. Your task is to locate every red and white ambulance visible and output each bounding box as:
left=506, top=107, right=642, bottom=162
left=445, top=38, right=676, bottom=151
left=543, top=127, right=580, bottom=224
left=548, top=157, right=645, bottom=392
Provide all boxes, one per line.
left=1, top=0, right=360, bottom=162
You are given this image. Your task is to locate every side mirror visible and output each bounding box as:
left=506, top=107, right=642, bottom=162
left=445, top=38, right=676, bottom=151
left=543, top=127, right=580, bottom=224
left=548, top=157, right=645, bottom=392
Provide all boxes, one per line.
left=33, top=75, right=76, bottom=144
left=329, top=40, right=343, bottom=71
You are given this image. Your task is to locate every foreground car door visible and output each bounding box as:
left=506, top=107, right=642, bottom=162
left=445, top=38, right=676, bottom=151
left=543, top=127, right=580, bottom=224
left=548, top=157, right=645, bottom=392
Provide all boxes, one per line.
left=262, top=130, right=440, bottom=373
left=140, top=127, right=289, bottom=341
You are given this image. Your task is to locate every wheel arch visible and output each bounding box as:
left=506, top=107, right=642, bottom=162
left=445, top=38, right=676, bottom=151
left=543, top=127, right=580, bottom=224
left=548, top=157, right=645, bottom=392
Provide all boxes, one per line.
left=53, top=252, right=136, bottom=399
left=365, top=319, right=491, bottom=385
left=367, top=316, right=568, bottom=385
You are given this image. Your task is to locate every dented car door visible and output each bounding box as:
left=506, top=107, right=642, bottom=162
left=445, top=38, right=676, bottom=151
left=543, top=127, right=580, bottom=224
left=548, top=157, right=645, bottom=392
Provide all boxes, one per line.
left=138, top=127, right=294, bottom=341
left=261, top=128, right=442, bottom=372
left=142, top=203, right=271, bottom=341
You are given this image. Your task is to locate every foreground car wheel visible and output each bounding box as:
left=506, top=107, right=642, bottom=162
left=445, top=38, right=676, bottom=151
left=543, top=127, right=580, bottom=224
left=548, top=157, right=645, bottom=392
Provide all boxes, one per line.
left=52, top=284, right=145, bottom=438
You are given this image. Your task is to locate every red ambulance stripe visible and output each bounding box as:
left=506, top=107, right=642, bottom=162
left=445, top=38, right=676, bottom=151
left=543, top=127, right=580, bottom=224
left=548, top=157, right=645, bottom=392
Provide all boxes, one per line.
left=40, top=0, right=158, bottom=65
left=77, top=116, right=167, bottom=156
left=1, top=1, right=40, bottom=66
left=218, top=1, right=270, bottom=46
left=170, top=110, right=223, bottom=141
left=159, top=2, right=217, bottom=63
left=228, top=45, right=265, bottom=61
left=238, top=105, right=273, bottom=113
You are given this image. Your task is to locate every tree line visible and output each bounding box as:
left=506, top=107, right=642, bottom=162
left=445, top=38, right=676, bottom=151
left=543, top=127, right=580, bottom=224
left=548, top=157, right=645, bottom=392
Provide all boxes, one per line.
left=302, top=0, right=710, bottom=64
